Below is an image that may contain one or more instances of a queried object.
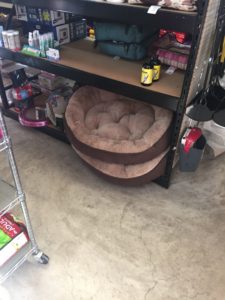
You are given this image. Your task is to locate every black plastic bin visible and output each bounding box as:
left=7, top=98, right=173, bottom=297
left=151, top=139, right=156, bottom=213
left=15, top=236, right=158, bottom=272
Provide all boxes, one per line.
left=179, top=129, right=206, bottom=172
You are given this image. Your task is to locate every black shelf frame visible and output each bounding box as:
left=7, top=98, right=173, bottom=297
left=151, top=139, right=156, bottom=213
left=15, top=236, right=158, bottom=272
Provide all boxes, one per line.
left=0, top=0, right=223, bottom=188
left=14, top=0, right=197, bottom=32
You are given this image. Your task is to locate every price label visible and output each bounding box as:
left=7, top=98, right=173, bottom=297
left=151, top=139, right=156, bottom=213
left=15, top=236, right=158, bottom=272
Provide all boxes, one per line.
left=147, top=5, right=161, bottom=14
left=165, top=66, right=177, bottom=75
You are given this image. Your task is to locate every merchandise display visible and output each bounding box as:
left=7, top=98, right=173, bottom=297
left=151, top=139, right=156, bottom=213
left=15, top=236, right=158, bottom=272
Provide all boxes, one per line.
left=151, top=31, right=191, bottom=70
left=0, top=0, right=223, bottom=188
left=16, top=5, right=87, bottom=46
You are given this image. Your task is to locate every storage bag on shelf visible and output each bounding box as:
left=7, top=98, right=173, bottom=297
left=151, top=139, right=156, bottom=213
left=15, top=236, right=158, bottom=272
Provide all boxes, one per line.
left=65, top=86, right=173, bottom=184
left=97, top=41, right=148, bottom=61
left=127, top=0, right=197, bottom=11
left=94, top=22, right=156, bottom=60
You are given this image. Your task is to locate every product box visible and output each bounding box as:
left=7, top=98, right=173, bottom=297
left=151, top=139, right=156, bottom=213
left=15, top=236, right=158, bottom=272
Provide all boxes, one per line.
left=31, top=23, right=70, bottom=45
left=40, top=9, right=66, bottom=27
left=38, top=71, right=66, bottom=91
left=0, top=213, right=29, bottom=267
left=15, top=5, right=28, bottom=22
left=55, top=24, right=70, bottom=45
left=69, top=19, right=87, bottom=41
left=25, top=7, right=66, bottom=27
left=27, top=7, right=42, bottom=24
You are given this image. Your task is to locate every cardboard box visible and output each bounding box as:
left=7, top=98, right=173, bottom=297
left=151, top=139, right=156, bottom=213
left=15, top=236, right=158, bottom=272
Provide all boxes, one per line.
left=0, top=214, right=29, bottom=267
left=15, top=5, right=28, bottom=22
left=31, top=23, right=70, bottom=45
left=40, top=9, right=66, bottom=27
left=69, top=19, right=87, bottom=41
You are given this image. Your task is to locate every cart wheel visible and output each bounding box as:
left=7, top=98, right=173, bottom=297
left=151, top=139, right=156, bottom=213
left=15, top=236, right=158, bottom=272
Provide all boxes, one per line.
left=38, top=253, right=49, bottom=265
left=33, top=251, right=49, bottom=264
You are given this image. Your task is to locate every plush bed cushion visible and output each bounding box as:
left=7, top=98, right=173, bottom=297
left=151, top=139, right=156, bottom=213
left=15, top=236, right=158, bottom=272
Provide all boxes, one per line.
left=74, top=146, right=168, bottom=185
left=127, top=0, right=197, bottom=11
left=65, top=86, right=172, bottom=164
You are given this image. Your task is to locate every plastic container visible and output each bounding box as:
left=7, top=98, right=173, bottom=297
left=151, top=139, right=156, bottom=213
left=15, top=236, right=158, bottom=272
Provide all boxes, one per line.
left=2, top=31, right=9, bottom=48
left=19, top=107, right=48, bottom=127
left=179, top=128, right=206, bottom=172
left=7, top=31, right=16, bottom=51
left=13, top=31, right=21, bottom=50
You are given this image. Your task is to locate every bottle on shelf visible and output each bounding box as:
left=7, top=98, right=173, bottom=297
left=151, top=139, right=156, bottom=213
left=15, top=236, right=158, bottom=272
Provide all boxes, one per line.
left=141, top=61, right=153, bottom=86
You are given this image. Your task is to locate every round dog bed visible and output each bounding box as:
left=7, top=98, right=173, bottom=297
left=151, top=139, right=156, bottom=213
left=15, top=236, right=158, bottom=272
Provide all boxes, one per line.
left=73, top=146, right=168, bottom=185
left=65, top=86, right=172, bottom=164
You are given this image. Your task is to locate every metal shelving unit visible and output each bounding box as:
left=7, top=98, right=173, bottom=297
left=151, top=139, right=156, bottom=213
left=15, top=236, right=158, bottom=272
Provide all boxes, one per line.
left=0, top=108, right=49, bottom=283
left=0, top=0, right=224, bottom=187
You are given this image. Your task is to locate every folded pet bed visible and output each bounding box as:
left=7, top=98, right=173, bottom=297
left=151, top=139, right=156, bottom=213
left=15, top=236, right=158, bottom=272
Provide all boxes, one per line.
left=74, top=146, right=168, bottom=185
left=65, top=86, right=172, bottom=164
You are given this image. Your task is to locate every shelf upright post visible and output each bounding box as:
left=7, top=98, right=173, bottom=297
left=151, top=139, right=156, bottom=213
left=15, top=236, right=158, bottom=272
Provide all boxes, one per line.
left=159, top=0, right=225, bottom=188
left=156, top=0, right=210, bottom=188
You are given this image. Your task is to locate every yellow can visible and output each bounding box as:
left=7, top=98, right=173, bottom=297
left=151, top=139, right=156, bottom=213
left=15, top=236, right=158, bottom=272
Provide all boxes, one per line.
left=153, top=65, right=161, bottom=81
left=141, top=63, right=153, bottom=86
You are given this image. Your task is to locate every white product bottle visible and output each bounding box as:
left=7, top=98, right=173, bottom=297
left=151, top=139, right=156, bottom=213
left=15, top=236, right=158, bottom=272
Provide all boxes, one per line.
left=28, top=32, right=34, bottom=47
left=2, top=31, right=9, bottom=48
left=13, top=31, right=21, bottom=50
left=7, top=31, right=16, bottom=50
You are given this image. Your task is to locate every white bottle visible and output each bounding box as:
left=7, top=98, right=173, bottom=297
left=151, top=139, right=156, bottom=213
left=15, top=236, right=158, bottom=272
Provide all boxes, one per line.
left=33, top=30, right=40, bottom=49
left=13, top=31, right=21, bottom=50
left=28, top=32, right=34, bottom=47
left=2, top=31, right=9, bottom=48
left=7, top=31, right=16, bottom=50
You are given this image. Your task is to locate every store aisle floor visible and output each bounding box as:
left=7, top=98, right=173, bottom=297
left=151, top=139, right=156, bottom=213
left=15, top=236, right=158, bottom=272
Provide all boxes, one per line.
left=0, top=118, right=225, bottom=300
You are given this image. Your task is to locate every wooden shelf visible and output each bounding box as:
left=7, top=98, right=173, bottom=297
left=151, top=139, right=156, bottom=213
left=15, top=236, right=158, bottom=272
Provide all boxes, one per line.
left=60, top=39, right=184, bottom=99
left=12, top=0, right=197, bottom=33
left=0, top=39, right=185, bottom=110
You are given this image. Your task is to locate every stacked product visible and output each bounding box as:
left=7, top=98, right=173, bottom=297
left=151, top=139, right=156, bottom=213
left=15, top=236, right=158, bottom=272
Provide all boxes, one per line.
left=94, top=22, right=157, bottom=60
left=152, top=30, right=191, bottom=70
left=1, top=29, right=21, bottom=51
left=65, top=86, right=173, bottom=185
left=38, top=71, right=75, bottom=129
left=15, top=5, right=86, bottom=46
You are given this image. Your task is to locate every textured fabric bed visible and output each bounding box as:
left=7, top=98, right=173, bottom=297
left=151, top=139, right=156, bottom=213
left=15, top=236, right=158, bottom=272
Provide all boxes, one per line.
left=127, top=0, right=197, bottom=11
left=65, top=86, right=172, bottom=164
left=74, top=147, right=168, bottom=185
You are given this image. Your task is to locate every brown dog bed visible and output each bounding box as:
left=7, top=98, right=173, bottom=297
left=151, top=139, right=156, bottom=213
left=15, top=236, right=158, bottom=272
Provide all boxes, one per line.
left=74, top=146, right=168, bottom=185
left=65, top=86, right=172, bottom=164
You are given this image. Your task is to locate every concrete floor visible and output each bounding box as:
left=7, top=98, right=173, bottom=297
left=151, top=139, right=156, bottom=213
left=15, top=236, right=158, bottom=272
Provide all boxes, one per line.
left=0, top=118, right=225, bottom=300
